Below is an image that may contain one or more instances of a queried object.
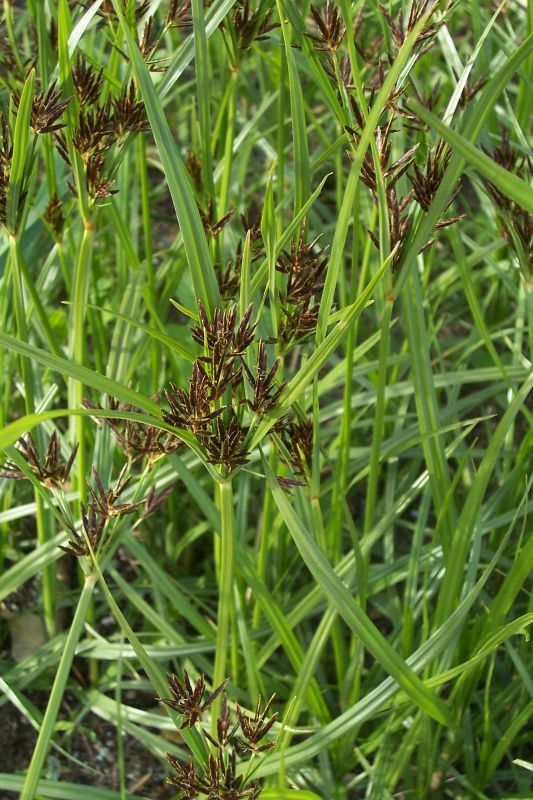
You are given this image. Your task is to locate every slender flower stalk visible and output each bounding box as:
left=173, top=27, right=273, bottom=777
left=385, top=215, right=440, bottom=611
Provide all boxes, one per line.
left=69, top=220, right=95, bottom=510
left=211, top=478, right=235, bottom=736
left=19, top=573, right=97, bottom=800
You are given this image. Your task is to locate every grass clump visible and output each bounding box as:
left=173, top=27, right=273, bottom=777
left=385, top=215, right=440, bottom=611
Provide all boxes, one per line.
left=0, top=1, right=531, bottom=798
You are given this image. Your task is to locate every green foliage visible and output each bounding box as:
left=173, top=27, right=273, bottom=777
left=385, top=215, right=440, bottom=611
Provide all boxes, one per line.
left=0, top=1, right=531, bottom=798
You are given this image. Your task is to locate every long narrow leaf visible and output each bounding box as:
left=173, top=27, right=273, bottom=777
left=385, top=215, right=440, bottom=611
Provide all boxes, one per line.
left=110, top=0, right=220, bottom=314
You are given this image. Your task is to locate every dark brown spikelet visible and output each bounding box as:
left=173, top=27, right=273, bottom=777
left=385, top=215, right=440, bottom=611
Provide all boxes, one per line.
left=240, top=209, right=263, bottom=256
left=198, top=748, right=261, bottom=798
left=143, top=483, right=174, bottom=517
left=199, top=198, right=235, bottom=238
left=322, top=52, right=353, bottom=90
left=379, top=0, right=451, bottom=54
left=131, top=16, right=171, bottom=73
left=233, top=303, right=257, bottom=353
left=408, top=140, right=450, bottom=211
left=86, top=152, right=117, bottom=200
left=0, top=432, right=78, bottom=490
left=483, top=131, right=533, bottom=269
left=72, top=105, right=114, bottom=159
left=163, top=679, right=272, bottom=797
left=202, top=412, right=250, bottom=473
left=205, top=694, right=240, bottom=750
left=242, top=340, right=285, bottom=416
left=273, top=416, right=313, bottom=478
left=186, top=150, right=203, bottom=193
left=0, top=114, right=13, bottom=226
left=165, top=754, right=200, bottom=794
left=217, top=222, right=262, bottom=300
left=308, top=0, right=347, bottom=51
left=232, top=0, right=279, bottom=60
left=276, top=476, right=306, bottom=492
left=351, top=61, right=409, bottom=122
left=368, top=187, right=413, bottom=271
left=12, top=82, right=70, bottom=135
left=0, top=26, right=19, bottom=78
left=44, top=193, right=65, bottom=238
left=86, top=397, right=180, bottom=464
left=353, top=7, right=383, bottom=65
left=60, top=467, right=145, bottom=557
left=60, top=501, right=105, bottom=558
left=112, top=81, right=150, bottom=138
left=279, top=303, right=321, bottom=344
left=190, top=302, right=256, bottom=355
left=166, top=0, right=193, bottom=29
left=198, top=340, right=243, bottom=401
left=72, top=56, right=104, bottom=106
left=346, top=116, right=418, bottom=193
left=408, top=140, right=463, bottom=234
left=276, top=231, right=328, bottom=345
left=216, top=256, right=241, bottom=301
left=163, top=363, right=226, bottom=435
left=161, top=672, right=229, bottom=729
left=190, top=302, right=236, bottom=351
left=451, top=68, right=487, bottom=108
left=87, top=464, right=143, bottom=521
left=276, top=231, right=328, bottom=304
left=237, top=694, right=277, bottom=754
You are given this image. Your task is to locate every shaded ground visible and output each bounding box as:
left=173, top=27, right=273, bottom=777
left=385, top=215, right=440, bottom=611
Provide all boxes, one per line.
left=0, top=693, right=173, bottom=799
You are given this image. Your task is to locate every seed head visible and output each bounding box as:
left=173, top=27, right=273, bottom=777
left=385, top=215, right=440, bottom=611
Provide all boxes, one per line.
left=308, top=0, right=347, bottom=52
left=231, top=1, right=278, bottom=61
left=273, top=417, right=313, bottom=477
left=44, top=193, right=65, bottom=238
left=199, top=198, right=235, bottom=238
left=163, top=363, right=226, bottom=435
left=13, top=82, right=70, bottom=135
left=276, top=231, right=328, bottom=345
left=112, top=81, right=150, bottom=139
left=161, top=672, right=229, bottom=729
left=201, top=412, right=250, bottom=474
left=166, top=0, right=193, bottom=30
left=72, top=56, right=104, bottom=106
left=236, top=694, right=277, bottom=754
left=190, top=302, right=256, bottom=355
left=242, top=340, right=285, bottom=416
left=59, top=465, right=143, bottom=558
left=482, top=131, right=532, bottom=269
left=0, top=432, right=78, bottom=490
left=379, top=0, right=451, bottom=54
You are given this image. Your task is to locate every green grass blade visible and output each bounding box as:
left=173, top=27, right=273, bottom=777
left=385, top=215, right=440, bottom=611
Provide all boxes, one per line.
left=410, top=99, right=533, bottom=212
left=261, top=455, right=454, bottom=727
left=110, top=0, right=220, bottom=315
left=395, top=33, right=533, bottom=295
left=66, top=302, right=195, bottom=362
left=6, top=69, right=34, bottom=233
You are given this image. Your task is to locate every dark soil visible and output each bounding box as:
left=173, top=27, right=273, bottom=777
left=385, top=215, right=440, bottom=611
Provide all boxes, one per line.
left=0, top=692, right=174, bottom=799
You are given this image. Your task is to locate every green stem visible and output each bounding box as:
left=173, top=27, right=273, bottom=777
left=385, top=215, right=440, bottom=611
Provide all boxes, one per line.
left=137, top=134, right=159, bottom=393
left=218, top=70, right=237, bottom=219
left=69, top=222, right=95, bottom=510
left=252, top=458, right=275, bottom=630
left=363, top=298, right=393, bottom=535
left=212, top=478, right=235, bottom=735
left=19, top=574, right=97, bottom=800
left=68, top=220, right=96, bottom=678
left=3, top=0, right=25, bottom=74
left=192, top=0, right=215, bottom=198
left=8, top=234, right=33, bottom=413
